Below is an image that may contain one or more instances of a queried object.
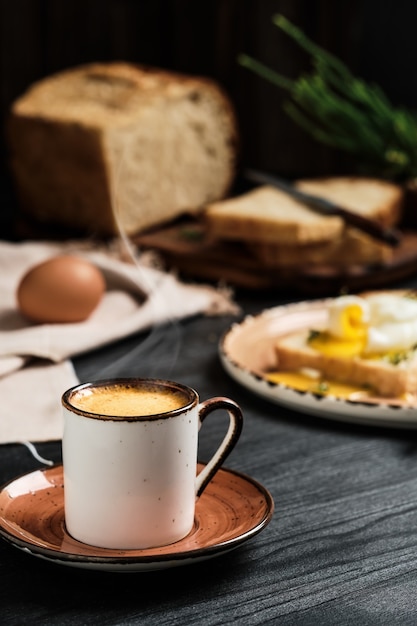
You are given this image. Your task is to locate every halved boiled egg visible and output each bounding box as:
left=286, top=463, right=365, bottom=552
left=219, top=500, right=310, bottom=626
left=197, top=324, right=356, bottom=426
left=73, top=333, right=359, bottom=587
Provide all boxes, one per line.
left=365, top=293, right=417, bottom=353
left=309, top=293, right=417, bottom=358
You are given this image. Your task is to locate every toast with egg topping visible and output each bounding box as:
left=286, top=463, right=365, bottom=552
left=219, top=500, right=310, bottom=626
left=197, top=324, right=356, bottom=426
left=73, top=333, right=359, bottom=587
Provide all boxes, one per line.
left=274, top=293, right=417, bottom=398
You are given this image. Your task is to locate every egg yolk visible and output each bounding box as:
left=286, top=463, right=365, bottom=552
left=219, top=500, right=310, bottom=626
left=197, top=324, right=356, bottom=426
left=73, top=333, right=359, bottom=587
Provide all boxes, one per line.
left=308, top=303, right=367, bottom=358
left=308, top=332, right=365, bottom=358
left=336, top=303, right=367, bottom=340
left=265, top=371, right=372, bottom=399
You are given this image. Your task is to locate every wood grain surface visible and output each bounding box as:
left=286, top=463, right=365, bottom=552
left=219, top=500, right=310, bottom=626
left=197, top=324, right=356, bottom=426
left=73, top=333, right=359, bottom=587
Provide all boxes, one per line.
left=2, top=285, right=417, bottom=624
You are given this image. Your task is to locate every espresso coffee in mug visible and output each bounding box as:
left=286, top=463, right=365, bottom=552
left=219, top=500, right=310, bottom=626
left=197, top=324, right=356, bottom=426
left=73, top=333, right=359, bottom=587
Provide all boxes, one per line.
left=62, top=378, right=243, bottom=550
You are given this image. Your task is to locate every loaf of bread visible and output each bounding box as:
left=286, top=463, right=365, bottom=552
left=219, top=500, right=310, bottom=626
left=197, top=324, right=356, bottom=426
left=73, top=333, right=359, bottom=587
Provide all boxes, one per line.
left=204, top=176, right=403, bottom=268
left=274, top=292, right=417, bottom=398
left=7, top=62, right=239, bottom=236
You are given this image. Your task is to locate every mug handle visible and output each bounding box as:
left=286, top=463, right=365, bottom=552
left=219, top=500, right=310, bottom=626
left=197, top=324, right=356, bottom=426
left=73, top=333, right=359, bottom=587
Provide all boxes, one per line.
left=195, top=397, right=243, bottom=497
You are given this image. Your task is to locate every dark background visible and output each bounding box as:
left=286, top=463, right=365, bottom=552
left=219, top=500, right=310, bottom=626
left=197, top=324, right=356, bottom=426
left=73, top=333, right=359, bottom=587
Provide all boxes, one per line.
left=1, top=0, right=417, bottom=237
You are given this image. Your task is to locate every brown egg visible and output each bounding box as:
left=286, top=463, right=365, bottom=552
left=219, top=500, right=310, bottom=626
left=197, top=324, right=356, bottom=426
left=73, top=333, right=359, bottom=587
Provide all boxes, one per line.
left=17, top=255, right=106, bottom=323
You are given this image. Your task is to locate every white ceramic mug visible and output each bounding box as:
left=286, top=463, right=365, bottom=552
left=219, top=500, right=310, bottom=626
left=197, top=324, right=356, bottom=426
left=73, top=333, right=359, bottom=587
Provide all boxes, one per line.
left=61, top=377, right=243, bottom=549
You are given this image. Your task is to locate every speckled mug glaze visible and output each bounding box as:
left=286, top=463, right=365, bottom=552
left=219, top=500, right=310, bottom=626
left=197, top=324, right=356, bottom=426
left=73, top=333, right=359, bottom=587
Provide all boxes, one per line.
left=62, top=378, right=243, bottom=550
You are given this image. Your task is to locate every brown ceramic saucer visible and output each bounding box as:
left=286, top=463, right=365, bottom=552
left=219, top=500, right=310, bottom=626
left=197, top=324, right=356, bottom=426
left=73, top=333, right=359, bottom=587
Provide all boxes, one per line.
left=0, top=463, right=274, bottom=572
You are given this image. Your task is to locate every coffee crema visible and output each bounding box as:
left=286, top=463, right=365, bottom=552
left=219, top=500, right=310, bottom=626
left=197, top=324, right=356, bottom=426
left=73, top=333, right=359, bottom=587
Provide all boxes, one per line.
left=70, top=384, right=190, bottom=417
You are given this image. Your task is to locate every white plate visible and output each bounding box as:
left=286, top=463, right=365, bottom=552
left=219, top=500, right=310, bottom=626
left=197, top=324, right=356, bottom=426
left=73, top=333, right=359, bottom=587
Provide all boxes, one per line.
left=220, top=298, right=417, bottom=428
left=0, top=464, right=274, bottom=572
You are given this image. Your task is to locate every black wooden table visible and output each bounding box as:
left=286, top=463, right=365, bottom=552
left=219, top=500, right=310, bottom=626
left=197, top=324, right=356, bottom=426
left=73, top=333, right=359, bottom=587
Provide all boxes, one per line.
left=2, top=285, right=417, bottom=625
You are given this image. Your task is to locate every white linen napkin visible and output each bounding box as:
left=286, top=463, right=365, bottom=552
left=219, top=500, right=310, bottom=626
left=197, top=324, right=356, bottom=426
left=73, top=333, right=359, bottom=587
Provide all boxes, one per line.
left=0, top=238, right=239, bottom=444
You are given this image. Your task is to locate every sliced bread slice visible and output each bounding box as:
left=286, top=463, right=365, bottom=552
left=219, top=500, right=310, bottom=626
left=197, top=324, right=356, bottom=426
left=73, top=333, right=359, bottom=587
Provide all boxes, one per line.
left=250, top=226, right=394, bottom=268
left=296, top=177, right=403, bottom=228
left=204, top=185, right=343, bottom=245
left=274, top=329, right=417, bottom=398
left=204, top=177, right=403, bottom=249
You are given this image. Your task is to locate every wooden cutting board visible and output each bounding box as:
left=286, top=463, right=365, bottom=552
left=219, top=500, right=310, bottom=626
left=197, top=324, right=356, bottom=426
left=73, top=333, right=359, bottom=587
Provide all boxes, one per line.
left=133, top=219, right=417, bottom=295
